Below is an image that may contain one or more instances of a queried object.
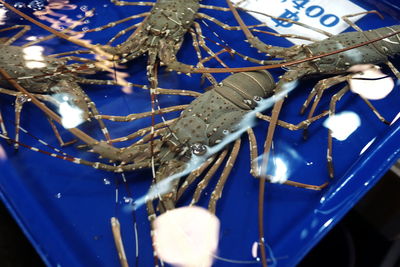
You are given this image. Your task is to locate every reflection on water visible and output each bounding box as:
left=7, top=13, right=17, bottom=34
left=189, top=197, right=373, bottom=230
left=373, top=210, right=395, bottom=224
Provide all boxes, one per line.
left=349, top=65, right=395, bottom=100
left=53, top=93, right=85, bottom=128
left=323, top=111, right=361, bottom=141
left=0, top=143, right=6, bottom=160
left=269, top=157, right=288, bottom=183
left=359, top=137, right=376, bottom=155
left=22, top=45, right=46, bottom=68
left=0, top=7, right=6, bottom=24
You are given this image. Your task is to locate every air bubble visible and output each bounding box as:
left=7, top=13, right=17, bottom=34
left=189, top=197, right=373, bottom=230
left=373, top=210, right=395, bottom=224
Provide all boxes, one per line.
left=123, top=197, right=133, bottom=203
left=82, top=26, right=89, bottom=32
left=14, top=2, right=26, bottom=8
left=80, top=5, right=88, bottom=12
left=55, top=193, right=62, bottom=198
left=103, top=178, right=111, bottom=185
left=28, top=0, right=46, bottom=11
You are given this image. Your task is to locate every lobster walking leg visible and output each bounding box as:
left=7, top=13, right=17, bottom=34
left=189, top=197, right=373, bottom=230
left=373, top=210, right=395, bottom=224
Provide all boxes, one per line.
left=301, top=74, right=391, bottom=139
left=256, top=110, right=329, bottom=131
left=14, top=94, right=28, bottom=149
left=208, top=138, right=241, bottom=214
left=0, top=87, right=75, bottom=148
left=300, top=76, right=350, bottom=116
left=247, top=125, right=329, bottom=190
left=0, top=109, right=7, bottom=137
left=327, top=86, right=350, bottom=178
left=190, top=149, right=229, bottom=206
left=46, top=118, right=77, bottom=147
left=0, top=25, right=31, bottom=45
left=175, top=155, right=217, bottom=201
left=360, top=97, right=390, bottom=124
left=111, top=0, right=154, bottom=6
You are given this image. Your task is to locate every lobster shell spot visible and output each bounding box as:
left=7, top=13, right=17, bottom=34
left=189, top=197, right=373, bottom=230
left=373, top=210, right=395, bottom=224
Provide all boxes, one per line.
left=207, top=110, right=248, bottom=146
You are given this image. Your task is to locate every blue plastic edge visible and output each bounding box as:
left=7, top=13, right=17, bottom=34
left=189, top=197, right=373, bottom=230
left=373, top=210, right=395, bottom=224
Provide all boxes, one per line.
left=289, top=117, right=400, bottom=266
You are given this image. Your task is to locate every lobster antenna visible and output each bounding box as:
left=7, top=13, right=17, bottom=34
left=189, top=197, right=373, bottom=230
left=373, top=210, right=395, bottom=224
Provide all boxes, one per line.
left=191, top=29, right=400, bottom=73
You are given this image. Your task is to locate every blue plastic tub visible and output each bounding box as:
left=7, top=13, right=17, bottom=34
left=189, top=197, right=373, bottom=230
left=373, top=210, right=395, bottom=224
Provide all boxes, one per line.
left=0, top=0, right=399, bottom=266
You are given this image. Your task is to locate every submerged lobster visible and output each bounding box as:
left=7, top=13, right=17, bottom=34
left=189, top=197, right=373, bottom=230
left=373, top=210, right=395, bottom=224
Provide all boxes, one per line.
left=1, top=0, right=244, bottom=86
left=0, top=23, right=128, bottom=146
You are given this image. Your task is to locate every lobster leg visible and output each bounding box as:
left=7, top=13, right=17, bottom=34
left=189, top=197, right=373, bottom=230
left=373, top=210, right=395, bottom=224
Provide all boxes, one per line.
left=301, top=75, right=350, bottom=138
left=16, top=101, right=72, bottom=148
left=0, top=89, right=61, bottom=149
left=69, top=12, right=150, bottom=35
left=327, top=85, right=350, bottom=178
left=300, top=75, right=349, bottom=115
left=256, top=111, right=329, bottom=130
left=155, top=88, right=202, bottom=97
left=46, top=118, right=77, bottom=147
left=83, top=95, right=112, bottom=142
left=193, top=22, right=233, bottom=77
left=145, top=191, right=161, bottom=267
left=0, top=109, right=7, bottom=137
left=208, top=138, right=241, bottom=214
left=235, top=7, right=334, bottom=37
left=386, top=61, right=400, bottom=79
left=247, top=128, right=259, bottom=177
left=110, top=119, right=177, bottom=144
left=191, top=148, right=229, bottom=206
left=107, top=22, right=142, bottom=46
left=111, top=0, right=155, bottom=6
left=110, top=217, right=129, bottom=267
left=342, top=11, right=384, bottom=32
left=226, top=0, right=292, bottom=58
left=188, top=26, right=219, bottom=86
left=13, top=94, right=26, bottom=150
left=97, top=105, right=188, bottom=122
left=12, top=93, right=77, bottom=148
left=199, top=4, right=231, bottom=12
left=302, top=74, right=391, bottom=134
left=0, top=25, right=31, bottom=45
left=48, top=50, right=95, bottom=57
left=249, top=28, right=320, bottom=43
left=247, top=128, right=328, bottom=190
left=359, top=97, right=390, bottom=124
left=193, top=21, right=230, bottom=70
left=175, top=155, right=217, bottom=201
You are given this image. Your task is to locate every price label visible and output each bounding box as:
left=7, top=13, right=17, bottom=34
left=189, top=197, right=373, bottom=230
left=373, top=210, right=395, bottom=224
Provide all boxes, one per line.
left=231, top=0, right=367, bottom=44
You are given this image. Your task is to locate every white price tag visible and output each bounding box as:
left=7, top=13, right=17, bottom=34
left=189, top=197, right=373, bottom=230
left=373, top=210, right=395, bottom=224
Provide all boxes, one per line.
left=231, top=0, right=367, bottom=44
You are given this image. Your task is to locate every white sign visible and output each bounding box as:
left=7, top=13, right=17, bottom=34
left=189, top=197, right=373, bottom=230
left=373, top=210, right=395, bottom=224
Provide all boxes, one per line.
left=231, top=0, right=367, bottom=44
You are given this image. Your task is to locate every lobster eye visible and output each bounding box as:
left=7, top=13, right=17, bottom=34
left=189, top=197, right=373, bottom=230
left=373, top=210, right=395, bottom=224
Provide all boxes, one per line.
left=16, top=94, right=30, bottom=104
left=253, top=96, right=262, bottom=102
left=191, top=143, right=207, bottom=156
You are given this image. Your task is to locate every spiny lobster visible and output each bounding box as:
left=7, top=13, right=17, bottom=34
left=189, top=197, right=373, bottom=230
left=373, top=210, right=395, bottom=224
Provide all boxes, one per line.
left=0, top=19, right=142, bottom=148
left=227, top=3, right=400, bottom=179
